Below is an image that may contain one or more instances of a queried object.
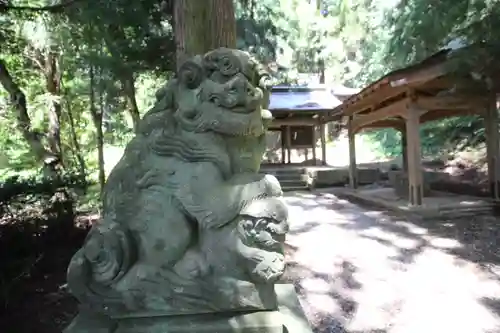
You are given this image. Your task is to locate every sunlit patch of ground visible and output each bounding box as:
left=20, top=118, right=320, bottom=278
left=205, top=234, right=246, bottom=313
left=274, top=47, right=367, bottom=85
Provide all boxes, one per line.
left=282, top=191, right=500, bottom=333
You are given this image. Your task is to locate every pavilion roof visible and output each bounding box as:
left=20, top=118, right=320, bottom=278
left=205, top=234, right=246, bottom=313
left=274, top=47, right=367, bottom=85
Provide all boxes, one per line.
left=269, top=85, right=342, bottom=112
left=323, top=43, right=498, bottom=132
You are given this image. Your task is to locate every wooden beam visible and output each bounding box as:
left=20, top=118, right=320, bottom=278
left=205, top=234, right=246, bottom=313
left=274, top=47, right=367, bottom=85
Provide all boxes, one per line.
left=484, top=96, right=500, bottom=200
left=334, top=85, right=407, bottom=118
left=285, top=125, right=291, bottom=164
left=271, top=118, right=318, bottom=126
left=280, top=126, right=286, bottom=164
left=311, top=126, right=317, bottom=165
left=419, top=108, right=480, bottom=123
left=405, top=103, right=423, bottom=206
left=320, top=122, right=327, bottom=165
left=415, top=76, right=453, bottom=91
left=355, top=118, right=405, bottom=133
left=415, top=95, right=485, bottom=111
left=347, top=115, right=357, bottom=189
left=352, top=98, right=408, bottom=133
left=322, top=112, right=344, bottom=123
left=390, top=62, right=447, bottom=88
left=334, top=62, right=447, bottom=119
left=401, top=124, right=408, bottom=172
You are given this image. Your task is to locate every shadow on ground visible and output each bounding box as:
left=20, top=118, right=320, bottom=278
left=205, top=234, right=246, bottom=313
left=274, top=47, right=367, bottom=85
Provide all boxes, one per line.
left=283, top=190, right=500, bottom=333
left=0, top=204, right=91, bottom=333
left=282, top=241, right=365, bottom=333
left=292, top=190, right=500, bottom=270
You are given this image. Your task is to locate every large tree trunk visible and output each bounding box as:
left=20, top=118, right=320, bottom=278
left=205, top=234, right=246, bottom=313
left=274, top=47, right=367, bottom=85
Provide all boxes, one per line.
left=174, top=0, right=209, bottom=70
left=174, top=0, right=237, bottom=68
left=206, top=0, right=237, bottom=49
left=0, top=59, right=60, bottom=174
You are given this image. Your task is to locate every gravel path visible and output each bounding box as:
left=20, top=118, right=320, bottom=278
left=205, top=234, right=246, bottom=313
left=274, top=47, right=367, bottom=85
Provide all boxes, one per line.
left=282, top=191, right=500, bottom=333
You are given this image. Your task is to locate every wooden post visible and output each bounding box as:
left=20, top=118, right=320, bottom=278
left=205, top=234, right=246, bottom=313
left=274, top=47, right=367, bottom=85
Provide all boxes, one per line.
left=347, top=115, right=357, bottom=188
left=286, top=125, right=291, bottom=164
left=320, top=121, right=327, bottom=165
left=484, top=96, right=500, bottom=200
left=401, top=124, right=408, bottom=172
left=405, top=103, right=423, bottom=205
left=280, top=126, right=286, bottom=164
left=312, top=125, right=317, bottom=165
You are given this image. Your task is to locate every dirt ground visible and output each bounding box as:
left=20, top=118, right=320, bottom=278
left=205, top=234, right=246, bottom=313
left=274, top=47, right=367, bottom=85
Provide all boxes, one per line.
left=0, top=214, right=90, bottom=333
left=2, top=191, right=500, bottom=333
left=282, top=191, right=500, bottom=333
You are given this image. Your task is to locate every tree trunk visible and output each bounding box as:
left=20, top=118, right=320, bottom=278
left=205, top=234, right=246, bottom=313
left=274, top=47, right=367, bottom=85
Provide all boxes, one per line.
left=89, top=66, right=106, bottom=193
left=174, top=0, right=209, bottom=70
left=98, top=24, right=141, bottom=132
left=65, top=96, right=87, bottom=182
left=206, top=0, right=237, bottom=49
left=318, top=58, right=325, bottom=84
left=0, top=58, right=60, bottom=173
left=44, top=51, right=64, bottom=167
left=97, top=90, right=106, bottom=193
left=121, top=72, right=141, bottom=132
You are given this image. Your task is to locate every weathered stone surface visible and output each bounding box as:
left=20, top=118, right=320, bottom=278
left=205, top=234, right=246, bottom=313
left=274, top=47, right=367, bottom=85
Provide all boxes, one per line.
left=65, top=284, right=314, bottom=333
left=64, top=48, right=290, bottom=328
left=63, top=309, right=117, bottom=333
left=388, top=170, right=431, bottom=198
left=115, top=311, right=284, bottom=333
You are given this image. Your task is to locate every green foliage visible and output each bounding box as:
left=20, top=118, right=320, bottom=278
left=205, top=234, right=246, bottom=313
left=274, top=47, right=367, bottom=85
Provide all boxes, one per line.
left=7, top=0, right=490, bottom=209
left=0, top=172, right=87, bottom=205
left=365, top=115, right=486, bottom=159
left=372, top=0, right=499, bottom=160
left=364, top=128, right=402, bottom=158
left=63, top=0, right=175, bottom=73
left=386, top=0, right=500, bottom=67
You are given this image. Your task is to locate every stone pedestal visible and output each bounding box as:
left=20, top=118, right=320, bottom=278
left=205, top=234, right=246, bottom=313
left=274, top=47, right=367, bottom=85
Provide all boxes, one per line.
left=64, top=284, right=313, bottom=333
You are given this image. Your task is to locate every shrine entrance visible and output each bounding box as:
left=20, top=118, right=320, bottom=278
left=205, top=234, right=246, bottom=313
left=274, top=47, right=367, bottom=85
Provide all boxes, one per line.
left=264, top=85, right=345, bottom=166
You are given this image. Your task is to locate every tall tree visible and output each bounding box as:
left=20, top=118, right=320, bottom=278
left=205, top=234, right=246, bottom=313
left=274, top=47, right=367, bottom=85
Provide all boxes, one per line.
left=386, top=0, right=500, bottom=68
left=173, top=0, right=209, bottom=69
left=207, top=0, right=237, bottom=49
left=174, top=0, right=237, bottom=69
left=0, top=59, right=61, bottom=174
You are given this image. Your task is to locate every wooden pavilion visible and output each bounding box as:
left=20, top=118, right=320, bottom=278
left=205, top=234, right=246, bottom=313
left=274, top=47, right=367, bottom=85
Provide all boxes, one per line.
left=326, top=46, right=500, bottom=205
left=267, top=85, right=345, bottom=165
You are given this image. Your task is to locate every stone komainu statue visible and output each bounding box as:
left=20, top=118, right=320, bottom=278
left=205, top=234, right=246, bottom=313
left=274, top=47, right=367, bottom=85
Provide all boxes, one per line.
left=65, top=48, right=289, bottom=319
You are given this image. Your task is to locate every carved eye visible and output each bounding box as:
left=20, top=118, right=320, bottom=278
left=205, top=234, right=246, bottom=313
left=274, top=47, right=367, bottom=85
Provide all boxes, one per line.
left=241, top=220, right=253, bottom=230
left=254, top=219, right=267, bottom=230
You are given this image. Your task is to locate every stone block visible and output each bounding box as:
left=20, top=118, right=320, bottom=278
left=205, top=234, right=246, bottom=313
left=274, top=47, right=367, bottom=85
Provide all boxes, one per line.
left=64, top=284, right=313, bottom=333
left=388, top=170, right=432, bottom=198
left=310, top=169, right=349, bottom=187
left=357, top=168, right=380, bottom=185
left=115, top=311, right=283, bottom=333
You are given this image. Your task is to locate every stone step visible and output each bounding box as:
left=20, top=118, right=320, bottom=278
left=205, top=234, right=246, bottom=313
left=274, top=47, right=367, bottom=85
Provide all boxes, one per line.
left=261, top=173, right=308, bottom=182
left=281, top=185, right=309, bottom=192
left=279, top=179, right=307, bottom=186
left=259, top=168, right=306, bottom=175
left=259, top=167, right=310, bottom=191
left=279, top=180, right=309, bottom=192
